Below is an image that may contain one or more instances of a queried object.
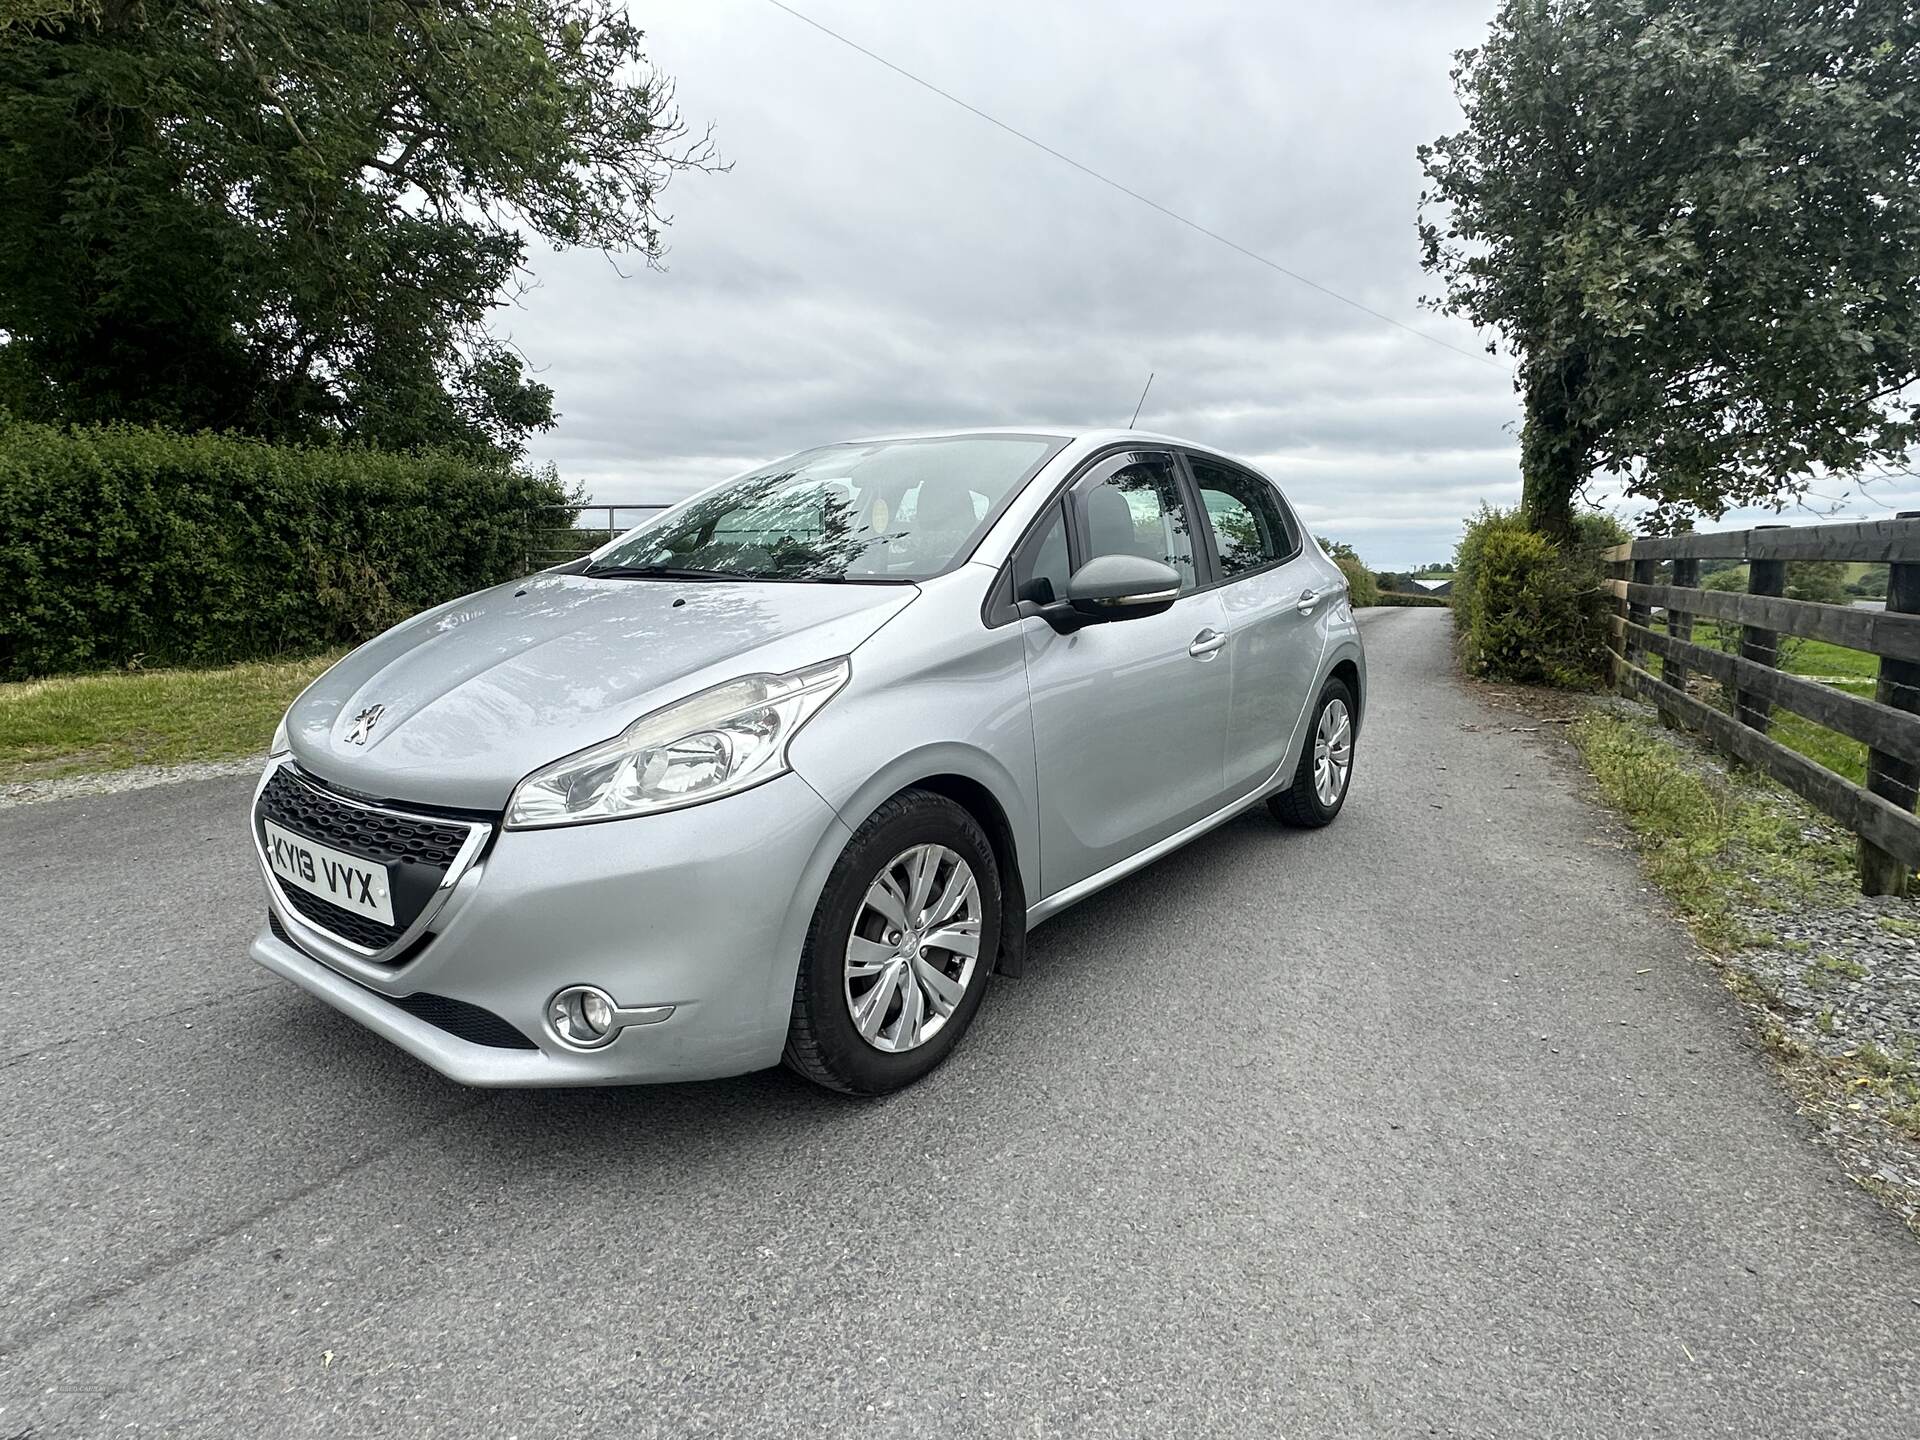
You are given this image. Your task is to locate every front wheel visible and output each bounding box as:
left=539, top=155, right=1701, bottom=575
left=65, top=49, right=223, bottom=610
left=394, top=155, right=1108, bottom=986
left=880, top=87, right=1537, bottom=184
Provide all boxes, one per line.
left=783, top=789, right=1001, bottom=1095
left=1269, top=677, right=1356, bottom=828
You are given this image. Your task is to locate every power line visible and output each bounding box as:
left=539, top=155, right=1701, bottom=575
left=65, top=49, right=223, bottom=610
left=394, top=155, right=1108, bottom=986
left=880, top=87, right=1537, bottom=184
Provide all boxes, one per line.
left=762, top=0, right=1504, bottom=371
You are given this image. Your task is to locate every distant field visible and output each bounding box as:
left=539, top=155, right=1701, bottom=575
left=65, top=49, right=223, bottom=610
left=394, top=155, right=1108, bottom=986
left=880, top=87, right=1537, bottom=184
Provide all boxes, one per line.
left=1653, top=619, right=1874, bottom=782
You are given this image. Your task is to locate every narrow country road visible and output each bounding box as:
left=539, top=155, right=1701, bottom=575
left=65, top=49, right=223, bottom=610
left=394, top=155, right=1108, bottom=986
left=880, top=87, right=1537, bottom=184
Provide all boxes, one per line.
left=3, top=607, right=1915, bottom=1437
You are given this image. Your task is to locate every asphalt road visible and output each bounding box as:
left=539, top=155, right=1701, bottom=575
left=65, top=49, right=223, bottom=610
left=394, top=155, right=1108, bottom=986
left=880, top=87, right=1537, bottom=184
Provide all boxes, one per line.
left=3, top=607, right=1916, bottom=1438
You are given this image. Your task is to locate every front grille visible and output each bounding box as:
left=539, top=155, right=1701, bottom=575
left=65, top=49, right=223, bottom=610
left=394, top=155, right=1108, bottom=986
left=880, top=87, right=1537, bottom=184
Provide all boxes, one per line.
left=269, top=897, right=410, bottom=954
left=281, top=887, right=405, bottom=950
left=255, top=765, right=488, bottom=957
left=267, top=911, right=536, bottom=1050
left=257, top=766, right=473, bottom=868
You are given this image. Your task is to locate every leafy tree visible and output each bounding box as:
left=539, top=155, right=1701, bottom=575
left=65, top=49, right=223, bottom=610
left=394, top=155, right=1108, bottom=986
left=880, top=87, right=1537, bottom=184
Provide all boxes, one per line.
left=1420, top=0, right=1920, bottom=539
left=0, top=0, right=715, bottom=455
left=1786, top=560, right=1851, bottom=605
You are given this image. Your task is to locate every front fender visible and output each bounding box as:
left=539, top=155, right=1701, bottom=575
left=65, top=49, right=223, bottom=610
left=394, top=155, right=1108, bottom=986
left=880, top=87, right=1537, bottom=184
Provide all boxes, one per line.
left=786, top=572, right=1042, bottom=901
left=792, top=731, right=1040, bottom=906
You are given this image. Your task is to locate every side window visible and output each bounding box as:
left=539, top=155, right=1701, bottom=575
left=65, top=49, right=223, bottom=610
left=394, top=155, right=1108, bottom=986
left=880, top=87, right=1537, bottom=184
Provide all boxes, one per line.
left=1013, top=502, right=1071, bottom=604
left=1078, top=455, right=1197, bottom=590
left=1191, top=459, right=1298, bottom=578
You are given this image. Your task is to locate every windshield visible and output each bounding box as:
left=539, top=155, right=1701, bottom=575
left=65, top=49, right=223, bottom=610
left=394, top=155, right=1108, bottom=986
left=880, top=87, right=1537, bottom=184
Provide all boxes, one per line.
left=586, top=435, right=1063, bottom=582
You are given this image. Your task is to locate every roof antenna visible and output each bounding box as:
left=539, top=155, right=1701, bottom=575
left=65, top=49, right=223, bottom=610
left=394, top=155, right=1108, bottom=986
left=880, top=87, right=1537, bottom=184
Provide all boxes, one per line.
left=1127, top=371, right=1155, bottom=429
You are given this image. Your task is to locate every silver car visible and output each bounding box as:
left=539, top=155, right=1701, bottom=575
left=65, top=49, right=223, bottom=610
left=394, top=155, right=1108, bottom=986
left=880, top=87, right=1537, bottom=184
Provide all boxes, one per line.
left=250, top=429, right=1365, bottom=1093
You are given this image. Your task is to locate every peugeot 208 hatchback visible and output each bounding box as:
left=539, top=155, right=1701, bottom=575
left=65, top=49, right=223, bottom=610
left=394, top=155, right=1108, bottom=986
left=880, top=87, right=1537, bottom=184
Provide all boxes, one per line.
left=250, top=429, right=1365, bottom=1094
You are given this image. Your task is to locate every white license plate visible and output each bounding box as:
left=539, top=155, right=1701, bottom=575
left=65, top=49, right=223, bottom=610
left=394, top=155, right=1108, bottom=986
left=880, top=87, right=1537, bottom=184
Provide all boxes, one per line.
left=263, top=819, right=395, bottom=926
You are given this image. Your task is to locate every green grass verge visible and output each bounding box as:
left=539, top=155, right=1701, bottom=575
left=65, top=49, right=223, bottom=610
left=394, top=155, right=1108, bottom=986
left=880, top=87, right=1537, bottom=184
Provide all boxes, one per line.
left=1569, top=708, right=1856, bottom=952
left=0, top=653, right=340, bottom=784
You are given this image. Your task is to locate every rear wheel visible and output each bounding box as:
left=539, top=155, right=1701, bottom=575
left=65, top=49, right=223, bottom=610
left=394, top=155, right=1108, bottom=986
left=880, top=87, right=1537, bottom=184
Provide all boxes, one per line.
left=783, top=789, right=1001, bottom=1094
left=1269, top=677, right=1356, bottom=828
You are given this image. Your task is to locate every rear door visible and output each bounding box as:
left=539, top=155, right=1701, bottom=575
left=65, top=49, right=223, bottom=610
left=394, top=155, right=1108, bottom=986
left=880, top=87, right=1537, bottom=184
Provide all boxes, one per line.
left=1184, top=453, right=1328, bottom=798
left=1017, top=450, right=1233, bottom=897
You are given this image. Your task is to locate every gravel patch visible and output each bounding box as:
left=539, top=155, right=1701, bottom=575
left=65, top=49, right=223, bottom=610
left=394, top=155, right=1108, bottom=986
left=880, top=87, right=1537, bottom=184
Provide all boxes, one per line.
left=1734, top=894, right=1920, bottom=1231
left=0, top=754, right=266, bottom=810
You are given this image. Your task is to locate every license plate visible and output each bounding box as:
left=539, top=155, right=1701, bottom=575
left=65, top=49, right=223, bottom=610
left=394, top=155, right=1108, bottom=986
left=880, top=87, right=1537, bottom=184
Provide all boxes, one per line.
left=263, top=819, right=395, bottom=926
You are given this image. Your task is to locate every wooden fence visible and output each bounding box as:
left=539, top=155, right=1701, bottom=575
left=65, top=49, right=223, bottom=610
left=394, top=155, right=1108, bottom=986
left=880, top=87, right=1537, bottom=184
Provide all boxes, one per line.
left=1603, top=514, right=1920, bottom=895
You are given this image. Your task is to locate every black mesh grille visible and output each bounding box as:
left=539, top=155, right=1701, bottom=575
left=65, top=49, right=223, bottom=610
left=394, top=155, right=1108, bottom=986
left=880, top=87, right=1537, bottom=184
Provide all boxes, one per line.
left=267, top=912, right=536, bottom=1050
left=257, top=766, right=472, bottom=867
left=255, top=766, right=485, bottom=954
left=390, top=992, right=539, bottom=1050
left=280, top=888, right=401, bottom=950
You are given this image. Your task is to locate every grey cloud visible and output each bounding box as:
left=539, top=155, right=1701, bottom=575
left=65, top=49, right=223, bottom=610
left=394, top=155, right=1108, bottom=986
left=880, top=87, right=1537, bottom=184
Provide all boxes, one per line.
left=514, top=0, right=1518, bottom=567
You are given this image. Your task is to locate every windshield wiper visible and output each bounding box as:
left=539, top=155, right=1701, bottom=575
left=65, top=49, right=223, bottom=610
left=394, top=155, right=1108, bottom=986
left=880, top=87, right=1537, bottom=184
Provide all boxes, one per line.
left=586, top=563, right=918, bottom=585
left=583, top=564, right=731, bottom=581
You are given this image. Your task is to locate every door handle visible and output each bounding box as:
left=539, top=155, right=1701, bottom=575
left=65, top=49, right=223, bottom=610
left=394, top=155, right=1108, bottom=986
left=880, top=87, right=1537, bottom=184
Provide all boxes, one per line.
left=1188, top=628, right=1227, bottom=658
left=1296, top=587, right=1323, bottom=614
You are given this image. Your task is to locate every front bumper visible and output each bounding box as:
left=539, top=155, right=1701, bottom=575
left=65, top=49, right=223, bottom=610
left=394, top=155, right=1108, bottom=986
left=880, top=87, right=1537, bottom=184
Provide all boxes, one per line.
left=250, top=768, right=854, bottom=1086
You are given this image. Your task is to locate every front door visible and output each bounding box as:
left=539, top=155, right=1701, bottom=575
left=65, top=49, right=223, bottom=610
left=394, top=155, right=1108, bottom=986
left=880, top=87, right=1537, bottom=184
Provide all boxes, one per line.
left=1017, top=451, right=1233, bottom=898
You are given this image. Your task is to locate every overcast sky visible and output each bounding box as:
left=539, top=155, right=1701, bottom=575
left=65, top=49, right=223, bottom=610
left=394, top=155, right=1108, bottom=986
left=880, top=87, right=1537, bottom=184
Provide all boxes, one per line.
left=506, top=0, right=1911, bottom=570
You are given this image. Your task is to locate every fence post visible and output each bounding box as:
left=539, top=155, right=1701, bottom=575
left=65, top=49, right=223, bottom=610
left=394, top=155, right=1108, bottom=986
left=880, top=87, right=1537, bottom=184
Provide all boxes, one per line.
left=1736, top=528, right=1786, bottom=734
left=1860, top=512, right=1920, bottom=895
left=1606, top=543, right=1633, bottom=684
left=1666, top=556, right=1698, bottom=693
left=1625, top=553, right=1656, bottom=672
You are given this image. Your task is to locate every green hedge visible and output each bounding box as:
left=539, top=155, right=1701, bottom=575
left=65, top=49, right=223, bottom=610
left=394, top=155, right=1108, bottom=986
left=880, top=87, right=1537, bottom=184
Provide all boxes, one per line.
left=1331, top=552, right=1379, bottom=607
left=1368, top=590, right=1451, bottom=608
left=1452, top=505, right=1622, bottom=686
left=0, top=423, right=576, bottom=679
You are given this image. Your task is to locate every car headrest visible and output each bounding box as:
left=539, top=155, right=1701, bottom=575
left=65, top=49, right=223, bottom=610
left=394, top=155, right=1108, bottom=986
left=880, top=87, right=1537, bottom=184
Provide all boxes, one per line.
left=1086, top=484, right=1141, bottom=558
left=910, top=481, right=979, bottom=534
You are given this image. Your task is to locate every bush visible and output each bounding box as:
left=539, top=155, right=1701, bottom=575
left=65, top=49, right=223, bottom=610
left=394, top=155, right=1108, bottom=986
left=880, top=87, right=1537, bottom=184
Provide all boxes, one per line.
left=0, top=422, right=577, bottom=679
left=1370, top=590, right=1451, bottom=608
left=1333, top=553, right=1379, bottom=607
left=1852, top=565, right=1889, bottom=599
left=1452, top=505, right=1612, bottom=685
left=1571, top=510, right=1631, bottom=553
left=1316, top=536, right=1380, bottom=607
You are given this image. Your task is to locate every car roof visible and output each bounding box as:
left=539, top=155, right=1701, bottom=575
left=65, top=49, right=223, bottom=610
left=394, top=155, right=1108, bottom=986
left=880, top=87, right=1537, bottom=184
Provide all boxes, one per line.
left=839, top=426, right=1256, bottom=468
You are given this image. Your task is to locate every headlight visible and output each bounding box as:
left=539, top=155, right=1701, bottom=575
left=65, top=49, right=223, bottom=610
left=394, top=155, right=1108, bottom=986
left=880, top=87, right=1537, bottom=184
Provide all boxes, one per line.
left=505, top=657, right=851, bottom=829
left=269, top=715, right=291, bottom=757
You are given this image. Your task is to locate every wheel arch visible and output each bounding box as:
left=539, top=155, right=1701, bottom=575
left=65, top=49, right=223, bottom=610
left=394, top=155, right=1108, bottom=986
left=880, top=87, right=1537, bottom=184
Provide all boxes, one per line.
left=903, top=773, right=1028, bottom=977
left=1329, top=653, right=1364, bottom=730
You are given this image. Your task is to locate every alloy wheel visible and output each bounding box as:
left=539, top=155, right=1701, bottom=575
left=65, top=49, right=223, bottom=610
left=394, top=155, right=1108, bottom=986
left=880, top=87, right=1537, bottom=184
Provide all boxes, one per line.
left=844, top=843, right=983, bottom=1053
left=1313, top=697, right=1353, bottom=807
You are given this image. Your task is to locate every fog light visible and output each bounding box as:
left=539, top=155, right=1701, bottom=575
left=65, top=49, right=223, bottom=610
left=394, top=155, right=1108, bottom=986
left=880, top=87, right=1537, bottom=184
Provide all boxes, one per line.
left=549, top=985, right=620, bottom=1049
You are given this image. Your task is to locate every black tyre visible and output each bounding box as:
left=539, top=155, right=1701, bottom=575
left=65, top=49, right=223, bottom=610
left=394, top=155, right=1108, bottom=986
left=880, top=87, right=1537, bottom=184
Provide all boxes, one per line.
left=784, top=789, right=1001, bottom=1095
left=1268, top=677, right=1357, bottom=828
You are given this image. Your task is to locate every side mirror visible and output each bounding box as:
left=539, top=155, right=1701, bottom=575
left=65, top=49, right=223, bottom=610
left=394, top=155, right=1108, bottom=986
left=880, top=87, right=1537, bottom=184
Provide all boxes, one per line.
left=1030, top=554, right=1182, bottom=631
